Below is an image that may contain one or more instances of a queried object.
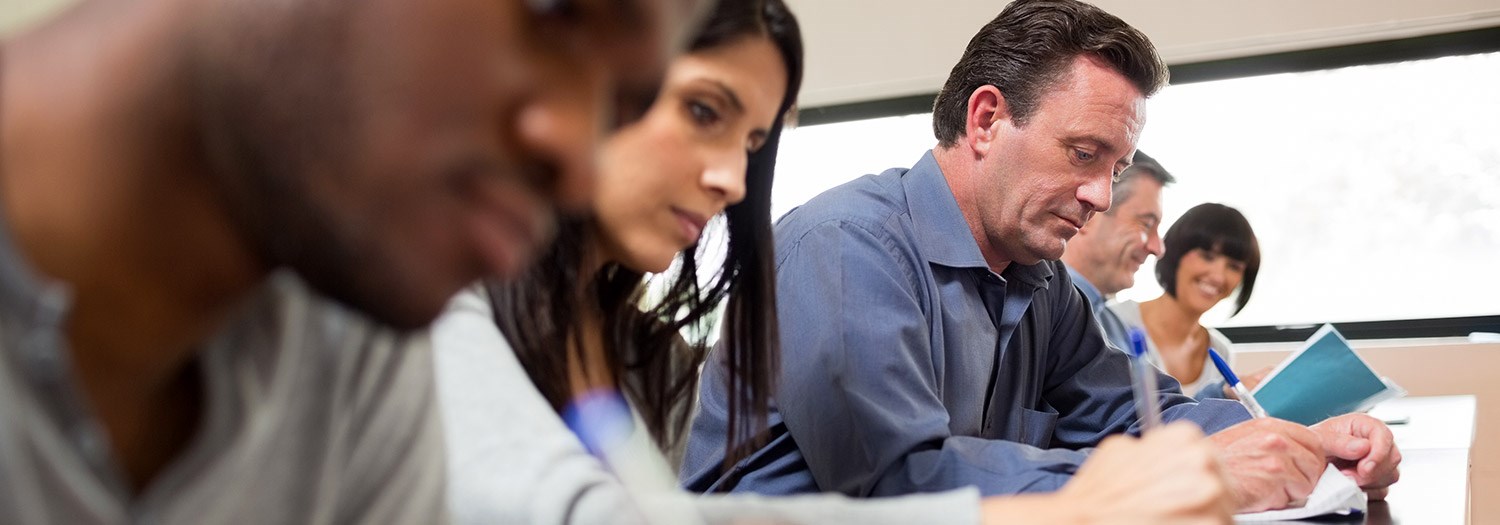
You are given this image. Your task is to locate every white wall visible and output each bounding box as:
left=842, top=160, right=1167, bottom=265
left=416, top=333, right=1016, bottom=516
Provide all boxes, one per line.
left=7, top=0, right=1500, bottom=107
left=786, top=0, right=1500, bottom=107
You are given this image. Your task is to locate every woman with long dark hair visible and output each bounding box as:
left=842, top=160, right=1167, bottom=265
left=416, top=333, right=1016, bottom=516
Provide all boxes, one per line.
left=433, top=1, right=1233, bottom=523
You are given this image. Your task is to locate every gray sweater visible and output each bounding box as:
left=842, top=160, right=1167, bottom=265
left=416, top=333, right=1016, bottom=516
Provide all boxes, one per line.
left=432, top=288, right=981, bottom=525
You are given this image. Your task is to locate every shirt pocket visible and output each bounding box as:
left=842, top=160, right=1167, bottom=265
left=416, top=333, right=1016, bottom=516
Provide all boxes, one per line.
left=1018, top=407, right=1059, bottom=448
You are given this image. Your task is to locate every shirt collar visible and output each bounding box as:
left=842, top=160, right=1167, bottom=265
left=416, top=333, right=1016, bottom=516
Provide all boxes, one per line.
left=903, top=150, right=1055, bottom=289
left=1008, top=258, right=1055, bottom=289
left=1065, top=264, right=1107, bottom=311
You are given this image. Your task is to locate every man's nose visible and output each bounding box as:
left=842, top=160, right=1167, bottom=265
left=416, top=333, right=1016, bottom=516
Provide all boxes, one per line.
left=1080, top=173, right=1112, bottom=214
left=511, top=77, right=606, bottom=211
left=1144, top=229, right=1164, bottom=257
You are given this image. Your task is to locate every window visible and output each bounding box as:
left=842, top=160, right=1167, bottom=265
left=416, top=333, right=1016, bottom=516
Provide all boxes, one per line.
left=769, top=50, right=1500, bottom=328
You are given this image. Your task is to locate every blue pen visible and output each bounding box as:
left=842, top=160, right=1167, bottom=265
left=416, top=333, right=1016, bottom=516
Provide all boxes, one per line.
left=564, top=389, right=704, bottom=525
left=1208, top=347, right=1269, bottom=419
left=1127, top=328, right=1163, bottom=431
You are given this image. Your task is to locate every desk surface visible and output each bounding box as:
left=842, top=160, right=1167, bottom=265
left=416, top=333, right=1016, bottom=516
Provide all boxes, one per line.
left=1351, top=396, right=1474, bottom=525
left=1372, top=395, right=1476, bottom=451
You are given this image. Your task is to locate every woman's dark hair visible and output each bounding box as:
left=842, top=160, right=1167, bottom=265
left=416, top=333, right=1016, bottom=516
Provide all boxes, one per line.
left=1155, top=203, right=1261, bottom=315
left=931, top=0, right=1167, bottom=147
left=488, top=0, right=802, bottom=465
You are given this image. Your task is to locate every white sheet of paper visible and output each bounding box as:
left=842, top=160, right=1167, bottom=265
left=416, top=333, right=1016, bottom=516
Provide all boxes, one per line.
left=1234, top=465, right=1367, bottom=522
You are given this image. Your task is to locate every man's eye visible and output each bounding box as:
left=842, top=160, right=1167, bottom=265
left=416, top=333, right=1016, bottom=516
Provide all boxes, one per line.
left=1073, top=148, right=1095, bottom=162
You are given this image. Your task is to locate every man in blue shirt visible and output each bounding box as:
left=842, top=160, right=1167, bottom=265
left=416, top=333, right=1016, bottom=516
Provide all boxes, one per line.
left=682, top=0, right=1401, bottom=513
left=1061, top=151, right=1172, bottom=352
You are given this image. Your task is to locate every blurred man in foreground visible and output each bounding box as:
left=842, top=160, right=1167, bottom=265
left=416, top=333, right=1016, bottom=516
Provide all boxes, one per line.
left=0, top=0, right=701, bottom=522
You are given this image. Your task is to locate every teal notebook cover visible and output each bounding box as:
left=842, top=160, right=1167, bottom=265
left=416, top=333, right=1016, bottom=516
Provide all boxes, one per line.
left=1251, top=325, right=1403, bottom=426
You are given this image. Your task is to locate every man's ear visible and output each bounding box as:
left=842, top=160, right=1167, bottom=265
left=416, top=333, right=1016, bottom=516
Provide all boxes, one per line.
left=965, top=85, right=1011, bottom=156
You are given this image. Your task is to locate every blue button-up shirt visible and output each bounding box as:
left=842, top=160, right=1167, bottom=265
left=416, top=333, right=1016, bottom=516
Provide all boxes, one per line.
left=1065, top=264, right=1132, bottom=354
left=681, top=151, right=1249, bottom=498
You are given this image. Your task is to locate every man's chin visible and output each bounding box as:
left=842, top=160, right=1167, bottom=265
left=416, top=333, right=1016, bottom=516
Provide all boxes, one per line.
left=1014, top=237, right=1062, bottom=265
left=357, top=299, right=448, bottom=332
left=1106, top=277, right=1135, bottom=296
left=1015, top=251, right=1059, bottom=266
left=309, top=276, right=454, bottom=333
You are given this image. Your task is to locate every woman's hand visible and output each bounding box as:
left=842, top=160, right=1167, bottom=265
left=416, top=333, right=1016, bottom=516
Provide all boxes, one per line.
left=979, top=422, right=1232, bottom=525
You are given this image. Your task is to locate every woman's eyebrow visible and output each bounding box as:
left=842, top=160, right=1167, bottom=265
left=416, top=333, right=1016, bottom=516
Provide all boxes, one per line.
left=704, top=79, right=744, bottom=114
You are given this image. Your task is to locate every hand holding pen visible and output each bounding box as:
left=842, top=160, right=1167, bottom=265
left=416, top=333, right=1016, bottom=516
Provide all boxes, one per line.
left=1202, top=347, right=1329, bottom=511
left=1208, top=348, right=1268, bottom=419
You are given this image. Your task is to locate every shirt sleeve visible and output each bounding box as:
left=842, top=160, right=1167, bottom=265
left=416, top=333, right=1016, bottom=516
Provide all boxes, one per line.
left=770, top=220, right=1098, bottom=498
left=433, top=288, right=981, bottom=525
left=434, top=288, right=635, bottom=525
left=692, top=488, right=981, bottom=525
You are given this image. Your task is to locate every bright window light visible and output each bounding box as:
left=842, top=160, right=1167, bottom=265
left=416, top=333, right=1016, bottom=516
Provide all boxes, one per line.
left=771, top=51, right=1500, bottom=328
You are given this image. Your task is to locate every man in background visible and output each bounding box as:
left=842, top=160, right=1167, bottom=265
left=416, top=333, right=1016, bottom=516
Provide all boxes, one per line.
left=0, top=0, right=701, bottom=522
left=1060, top=151, right=1172, bottom=351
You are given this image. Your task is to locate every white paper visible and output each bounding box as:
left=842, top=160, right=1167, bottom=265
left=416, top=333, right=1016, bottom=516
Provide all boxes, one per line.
left=1234, top=465, right=1367, bottom=522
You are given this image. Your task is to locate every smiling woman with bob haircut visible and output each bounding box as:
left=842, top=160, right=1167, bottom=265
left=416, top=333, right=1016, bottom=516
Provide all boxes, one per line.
left=1111, top=202, right=1264, bottom=398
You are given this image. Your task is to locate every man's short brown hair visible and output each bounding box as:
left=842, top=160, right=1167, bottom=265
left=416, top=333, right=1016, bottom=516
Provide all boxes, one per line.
left=932, top=0, right=1167, bottom=147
